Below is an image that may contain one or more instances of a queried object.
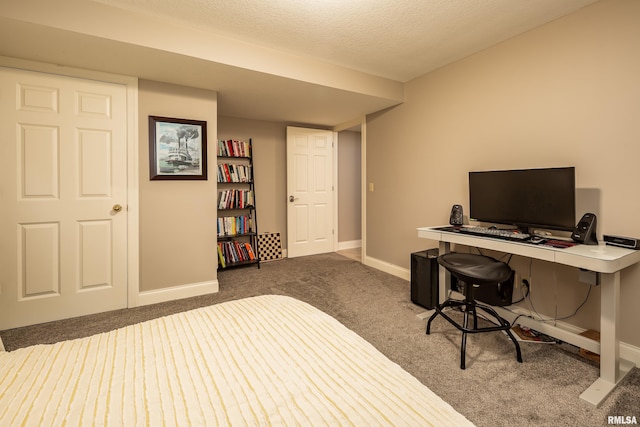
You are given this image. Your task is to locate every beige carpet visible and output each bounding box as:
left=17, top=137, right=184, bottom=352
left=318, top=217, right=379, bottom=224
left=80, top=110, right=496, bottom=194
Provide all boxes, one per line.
left=1, top=253, right=638, bottom=426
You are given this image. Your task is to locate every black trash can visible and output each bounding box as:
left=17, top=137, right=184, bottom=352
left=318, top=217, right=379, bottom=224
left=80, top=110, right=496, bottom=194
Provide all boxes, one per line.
left=410, top=249, right=439, bottom=309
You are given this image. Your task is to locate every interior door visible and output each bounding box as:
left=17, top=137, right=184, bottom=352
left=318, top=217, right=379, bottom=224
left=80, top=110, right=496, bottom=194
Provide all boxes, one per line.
left=286, top=126, right=335, bottom=258
left=0, top=67, right=128, bottom=330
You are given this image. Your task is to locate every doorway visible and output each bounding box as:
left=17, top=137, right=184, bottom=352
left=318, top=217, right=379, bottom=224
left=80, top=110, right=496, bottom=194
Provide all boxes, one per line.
left=286, top=126, right=336, bottom=258
left=336, top=126, right=362, bottom=262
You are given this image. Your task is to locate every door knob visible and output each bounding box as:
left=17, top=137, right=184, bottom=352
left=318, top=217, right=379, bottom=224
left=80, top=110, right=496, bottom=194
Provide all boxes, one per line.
left=289, top=195, right=298, bottom=202
left=112, top=204, right=123, bottom=213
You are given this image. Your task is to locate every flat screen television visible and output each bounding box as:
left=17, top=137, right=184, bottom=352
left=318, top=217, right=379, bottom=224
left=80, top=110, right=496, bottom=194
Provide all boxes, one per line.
left=468, top=167, right=576, bottom=233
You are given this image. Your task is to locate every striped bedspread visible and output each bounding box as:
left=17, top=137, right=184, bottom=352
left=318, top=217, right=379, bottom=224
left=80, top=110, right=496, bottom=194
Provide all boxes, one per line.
left=0, top=295, right=473, bottom=426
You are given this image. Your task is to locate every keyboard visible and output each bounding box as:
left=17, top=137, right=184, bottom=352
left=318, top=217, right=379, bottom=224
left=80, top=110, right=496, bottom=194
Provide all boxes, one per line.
left=438, top=226, right=531, bottom=242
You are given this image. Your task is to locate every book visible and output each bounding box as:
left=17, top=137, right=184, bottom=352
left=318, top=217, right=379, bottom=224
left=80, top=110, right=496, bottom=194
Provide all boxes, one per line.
left=217, top=244, right=226, bottom=268
left=245, top=242, right=256, bottom=260
left=223, top=164, right=231, bottom=182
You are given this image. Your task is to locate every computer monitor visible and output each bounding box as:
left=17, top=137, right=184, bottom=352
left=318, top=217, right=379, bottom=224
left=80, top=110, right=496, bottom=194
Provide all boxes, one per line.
left=468, top=167, right=576, bottom=233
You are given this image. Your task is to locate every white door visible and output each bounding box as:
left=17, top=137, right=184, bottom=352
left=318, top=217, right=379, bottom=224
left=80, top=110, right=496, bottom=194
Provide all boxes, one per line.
left=286, top=126, right=335, bottom=258
left=0, top=67, right=128, bottom=330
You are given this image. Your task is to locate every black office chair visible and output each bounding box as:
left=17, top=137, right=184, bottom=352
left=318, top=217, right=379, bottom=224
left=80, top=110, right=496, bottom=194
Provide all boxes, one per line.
left=426, top=252, right=523, bottom=369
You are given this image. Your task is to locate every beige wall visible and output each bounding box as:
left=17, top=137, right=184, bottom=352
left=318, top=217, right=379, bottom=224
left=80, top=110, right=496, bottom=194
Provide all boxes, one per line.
left=139, top=80, right=218, bottom=292
left=338, top=130, right=362, bottom=243
left=218, top=117, right=363, bottom=249
left=366, top=0, right=640, bottom=345
left=218, top=116, right=288, bottom=247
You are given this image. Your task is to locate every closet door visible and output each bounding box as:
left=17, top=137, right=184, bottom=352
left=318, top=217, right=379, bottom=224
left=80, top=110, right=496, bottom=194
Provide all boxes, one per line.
left=0, top=67, right=129, bottom=329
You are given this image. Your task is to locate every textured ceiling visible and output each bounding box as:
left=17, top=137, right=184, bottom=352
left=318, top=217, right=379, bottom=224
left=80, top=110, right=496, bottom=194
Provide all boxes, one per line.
left=0, top=0, right=600, bottom=125
left=94, top=0, right=598, bottom=82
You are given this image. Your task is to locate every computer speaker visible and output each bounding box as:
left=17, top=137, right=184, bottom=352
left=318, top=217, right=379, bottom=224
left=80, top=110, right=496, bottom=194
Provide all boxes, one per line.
left=571, top=213, right=598, bottom=245
left=449, top=204, right=463, bottom=226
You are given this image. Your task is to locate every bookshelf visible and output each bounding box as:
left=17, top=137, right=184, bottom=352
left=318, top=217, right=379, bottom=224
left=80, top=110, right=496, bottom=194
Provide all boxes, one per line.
left=217, top=138, right=260, bottom=269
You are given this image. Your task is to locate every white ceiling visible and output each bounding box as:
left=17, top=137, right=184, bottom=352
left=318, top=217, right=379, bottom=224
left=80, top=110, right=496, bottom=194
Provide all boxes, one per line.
left=94, top=0, right=598, bottom=82
left=0, top=0, right=599, bottom=126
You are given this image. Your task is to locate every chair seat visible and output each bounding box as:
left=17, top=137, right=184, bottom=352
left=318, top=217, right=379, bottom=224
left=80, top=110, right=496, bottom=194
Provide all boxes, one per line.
left=427, top=251, right=522, bottom=369
left=437, top=252, right=512, bottom=285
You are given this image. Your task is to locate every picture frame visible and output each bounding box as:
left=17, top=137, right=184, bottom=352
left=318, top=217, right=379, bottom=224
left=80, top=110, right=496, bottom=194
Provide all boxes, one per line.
left=149, top=116, right=208, bottom=180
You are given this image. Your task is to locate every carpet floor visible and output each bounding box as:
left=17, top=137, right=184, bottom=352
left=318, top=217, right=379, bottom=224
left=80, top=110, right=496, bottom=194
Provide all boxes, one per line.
left=1, top=253, right=638, bottom=426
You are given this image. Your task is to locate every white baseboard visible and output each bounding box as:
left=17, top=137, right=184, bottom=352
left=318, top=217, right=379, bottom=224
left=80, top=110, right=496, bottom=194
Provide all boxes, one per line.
left=136, top=280, right=219, bottom=307
left=338, top=240, right=362, bottom=251
left=501, top=306, right=640, bottom=364
left=507, top=305, right=585, bottom=334
left=364, top=255, right=410, bottom=281
left=621, top=341, right=640, bottom=366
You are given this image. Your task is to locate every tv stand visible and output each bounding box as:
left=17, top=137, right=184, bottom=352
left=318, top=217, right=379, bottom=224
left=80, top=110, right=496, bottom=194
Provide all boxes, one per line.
left=418, top=225, right=640, bottom=407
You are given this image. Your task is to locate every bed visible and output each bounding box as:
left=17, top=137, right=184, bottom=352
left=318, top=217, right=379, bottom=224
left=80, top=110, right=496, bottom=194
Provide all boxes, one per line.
left=0, top=295, right=473, bottom=426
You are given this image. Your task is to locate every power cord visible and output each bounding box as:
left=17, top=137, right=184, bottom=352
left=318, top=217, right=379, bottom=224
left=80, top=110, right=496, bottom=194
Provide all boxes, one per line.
left=463, top=250, right=591, bottom=325
left=510, top=278, right=530, bottom=304
left=509, top=274, right=592, bottom=326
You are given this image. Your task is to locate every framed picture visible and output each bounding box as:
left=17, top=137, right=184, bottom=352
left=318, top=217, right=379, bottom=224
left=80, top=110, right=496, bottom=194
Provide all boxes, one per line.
left=149, top=116, right=208, bottom=180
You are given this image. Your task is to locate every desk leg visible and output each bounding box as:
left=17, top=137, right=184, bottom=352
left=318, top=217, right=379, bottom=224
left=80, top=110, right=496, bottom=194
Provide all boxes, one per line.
left=579, top=271, right=636, bottom=406
left=438, top=241, right=451, bottom=304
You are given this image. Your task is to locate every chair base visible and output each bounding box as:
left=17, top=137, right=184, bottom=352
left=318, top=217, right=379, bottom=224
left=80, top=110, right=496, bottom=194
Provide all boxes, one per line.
left=426, top=298, right=523, bottom=369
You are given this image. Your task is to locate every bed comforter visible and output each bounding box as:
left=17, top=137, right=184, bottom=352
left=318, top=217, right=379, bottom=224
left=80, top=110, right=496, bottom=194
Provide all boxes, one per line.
left=0, top=295, right=473, bottom=426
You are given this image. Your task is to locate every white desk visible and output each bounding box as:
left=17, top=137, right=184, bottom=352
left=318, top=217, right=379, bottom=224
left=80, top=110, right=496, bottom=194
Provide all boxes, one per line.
left=417, top=226, right=640, bottom=407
